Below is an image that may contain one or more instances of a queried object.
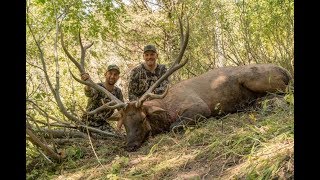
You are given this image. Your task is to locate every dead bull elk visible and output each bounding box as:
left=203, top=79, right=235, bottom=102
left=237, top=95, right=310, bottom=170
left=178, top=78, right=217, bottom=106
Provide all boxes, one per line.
left=110, top=63, right=291, bottom=151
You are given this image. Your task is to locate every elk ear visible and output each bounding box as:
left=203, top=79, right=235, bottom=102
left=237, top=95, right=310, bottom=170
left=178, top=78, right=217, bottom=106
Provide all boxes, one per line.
left=143, top=105, right=166, bottom=115
left=116, top=118, right=124, bottom=132
left=107, top=110, right=123, bottom=131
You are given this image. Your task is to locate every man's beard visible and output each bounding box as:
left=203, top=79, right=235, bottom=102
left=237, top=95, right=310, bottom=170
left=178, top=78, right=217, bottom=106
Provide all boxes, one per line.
left=146, top=60, right=155, bottom=66
left=107, top=80, right=115, bottom=85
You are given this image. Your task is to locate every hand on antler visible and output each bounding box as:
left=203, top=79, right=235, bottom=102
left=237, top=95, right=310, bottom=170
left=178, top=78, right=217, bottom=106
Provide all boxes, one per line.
left=81, top=73, right=91, bottom=81
left=81, top=73, right=92, bottom=91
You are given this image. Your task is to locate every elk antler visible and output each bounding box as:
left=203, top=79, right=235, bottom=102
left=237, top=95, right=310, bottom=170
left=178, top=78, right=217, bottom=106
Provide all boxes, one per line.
left=136, top=17, right=190, bottom=108
left=60, top=27, right=126, bottom=111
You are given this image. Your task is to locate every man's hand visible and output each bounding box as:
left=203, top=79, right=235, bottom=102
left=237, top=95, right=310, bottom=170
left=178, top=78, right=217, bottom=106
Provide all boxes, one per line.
left=81, top=73, right=90, bottom=81
left=81, top=73, right=92, bottom=91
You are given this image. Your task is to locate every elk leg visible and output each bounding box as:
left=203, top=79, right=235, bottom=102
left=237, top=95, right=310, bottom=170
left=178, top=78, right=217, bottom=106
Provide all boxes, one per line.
left=170, top=102, right=211, bottom=133
left=241, top=66, right=291, bottom=93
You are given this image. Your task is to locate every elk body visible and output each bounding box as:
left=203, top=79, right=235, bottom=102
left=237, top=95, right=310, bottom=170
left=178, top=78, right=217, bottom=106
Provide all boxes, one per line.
left=112, top=63, right=292, bottom=151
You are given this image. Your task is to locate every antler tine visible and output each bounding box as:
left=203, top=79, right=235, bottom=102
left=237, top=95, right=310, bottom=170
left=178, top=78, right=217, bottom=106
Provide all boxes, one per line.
left=61, top=27, right=126, bottom=111
left=86, top=101, right=126, bottom=115
left=69, top=70, right=126, bottom=107
left=146, top=85, right=169, bottom=100
left=79, top=29, right=94, bottom=69
left=136, top=17, right=190, bottom=107
left=60, top=28, right=84, bottom=74
left=179, top=17, right=184, bottom=53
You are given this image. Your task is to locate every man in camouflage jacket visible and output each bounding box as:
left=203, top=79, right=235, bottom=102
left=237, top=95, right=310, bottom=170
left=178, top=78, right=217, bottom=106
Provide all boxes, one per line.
left=128, top=44, right=169, bottom=101
left=81, top=64, right=124, bottom=132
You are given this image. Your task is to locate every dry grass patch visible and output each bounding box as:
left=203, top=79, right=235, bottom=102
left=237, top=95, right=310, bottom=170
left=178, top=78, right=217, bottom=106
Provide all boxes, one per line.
left=221, top=134, right=294, bottom=179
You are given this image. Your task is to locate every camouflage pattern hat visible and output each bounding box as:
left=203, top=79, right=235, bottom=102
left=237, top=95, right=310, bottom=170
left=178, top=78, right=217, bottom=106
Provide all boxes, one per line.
left=143, top=44, right=157, bottom=53
left=107, top=64, right=120, bottom=73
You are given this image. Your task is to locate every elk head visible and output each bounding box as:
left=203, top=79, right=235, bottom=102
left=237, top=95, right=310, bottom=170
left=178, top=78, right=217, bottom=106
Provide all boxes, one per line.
left=109, top=88, right=169, bottom=151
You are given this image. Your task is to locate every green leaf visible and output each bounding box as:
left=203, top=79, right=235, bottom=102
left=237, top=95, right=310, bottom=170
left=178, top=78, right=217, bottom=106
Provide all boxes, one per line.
left=35, top=0, right=46, bottom=5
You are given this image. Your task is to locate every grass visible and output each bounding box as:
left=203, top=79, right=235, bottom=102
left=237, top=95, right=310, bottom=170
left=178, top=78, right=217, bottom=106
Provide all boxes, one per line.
left=27, top=92, right=294, bottom=180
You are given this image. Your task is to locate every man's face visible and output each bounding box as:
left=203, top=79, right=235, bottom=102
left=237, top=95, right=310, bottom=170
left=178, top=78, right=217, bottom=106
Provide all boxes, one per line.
left=105, top=69, right=120, bottom=85
left=143, top=51, right=158, bottom=67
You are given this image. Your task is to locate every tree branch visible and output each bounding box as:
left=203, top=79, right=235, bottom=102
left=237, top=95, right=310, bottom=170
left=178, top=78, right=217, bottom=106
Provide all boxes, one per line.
left=26, top=128, right=64, bottom=162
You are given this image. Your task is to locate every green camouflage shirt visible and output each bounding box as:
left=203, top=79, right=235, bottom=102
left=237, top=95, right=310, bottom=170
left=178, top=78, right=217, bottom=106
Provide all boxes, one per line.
left=128, top=63, right=169, bottom=101
left=82, top=82, right=124, bottom=130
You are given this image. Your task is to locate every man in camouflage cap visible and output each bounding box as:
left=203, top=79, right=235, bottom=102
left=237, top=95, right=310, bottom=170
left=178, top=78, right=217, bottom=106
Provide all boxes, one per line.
left=81, top=64, right=124, bottom=133
left=128, top=44, right=169, bottom=101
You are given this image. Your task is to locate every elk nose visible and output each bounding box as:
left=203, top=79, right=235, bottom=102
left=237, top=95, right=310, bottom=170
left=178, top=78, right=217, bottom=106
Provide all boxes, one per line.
left=125, top=142, right=141, bottom=152
left=126, top=145, right=137, bottom=152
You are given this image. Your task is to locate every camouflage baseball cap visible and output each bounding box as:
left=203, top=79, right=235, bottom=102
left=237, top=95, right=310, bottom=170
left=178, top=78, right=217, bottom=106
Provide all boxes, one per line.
left=107, top=64, right=120, bottom=73
left=143, top=44, right=157, bottom=53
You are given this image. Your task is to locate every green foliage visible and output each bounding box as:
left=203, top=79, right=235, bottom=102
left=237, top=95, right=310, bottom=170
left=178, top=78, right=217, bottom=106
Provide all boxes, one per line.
left=284, top=84, right=294, bottom=106
left=101, top=155, right=129, bottom=179
left=111, top=156, right=129, bottom=174
left=65, top=145, right=85, bottom=160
